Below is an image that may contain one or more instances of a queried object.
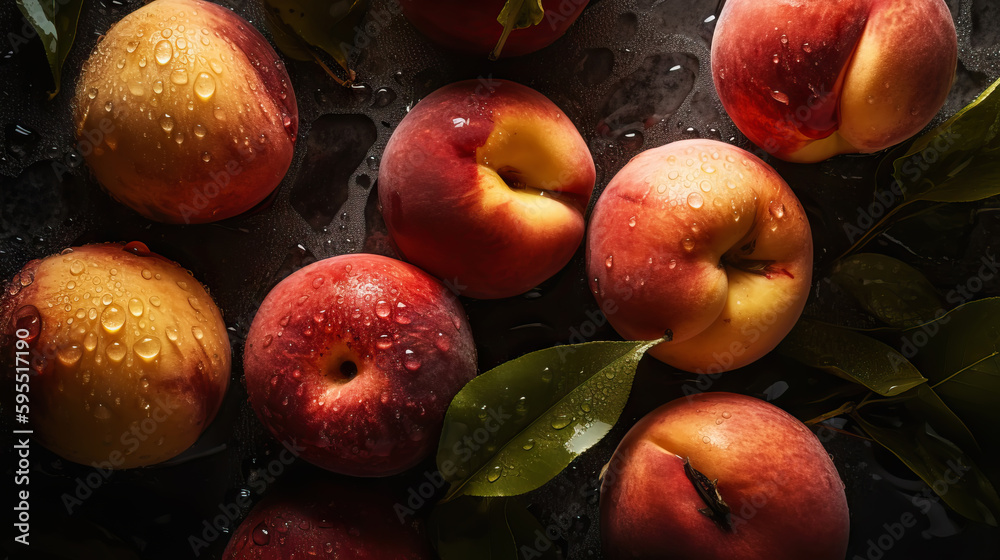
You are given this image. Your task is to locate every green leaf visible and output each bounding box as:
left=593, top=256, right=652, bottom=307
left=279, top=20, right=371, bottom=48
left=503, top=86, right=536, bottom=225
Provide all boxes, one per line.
left=428, top=497, right=558, bottom=560
left=437, top=338, right=662, bottom=501
left=890, top=77, right=1000, bottom=204
left=263, top=0, right=369, bottom=84
left=490, top=0, right=545, bottom=59
left=904, top=298, right=1000, bottom=448
left=777, top=319, right=926, bottom=396
left=855, top=393, right=1000, bottom=526
left=16, top=0, right=85, bottom=98
left=830, top=254, right=944, bottom=328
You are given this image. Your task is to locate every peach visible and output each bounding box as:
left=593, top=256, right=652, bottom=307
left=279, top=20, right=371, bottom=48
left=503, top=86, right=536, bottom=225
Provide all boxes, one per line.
left=712, top=0, right=957, bottom=163
left=379, top=79, right=596, bottom=299
left=243, top=254, right=477, bottom=477
left=0, top=242, right=230, bottom=468
left=601, top=392, right=849, bottom=560
left=398, top=0, right=589, bottom=59
left=222, top=477, right=433, bottom=559
left=586, top=139, right=812, bottom=373
left=74, top=0, right=298, bottom=223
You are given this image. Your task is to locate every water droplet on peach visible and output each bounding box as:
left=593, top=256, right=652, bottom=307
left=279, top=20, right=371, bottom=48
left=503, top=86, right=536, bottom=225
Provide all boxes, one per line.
left=106, top=341, right=126, bottom=362
left=101, top=304, right=126, bottom=332
left=134, top=337, right=161, bottom=359
left=128, top=298, right=144, bottom=317
left=769, top=201, right=786, bottom=219
left=682, top=238, right=696, bottom=252
left=687, top=192, right=703, bottom=209
left=605, top=255, right=614, bottom=269
left=154, top=40, right=173, bottom=64
left=628, top=216, right=637, bottom=228
left=194, top=72, right=216, bottom=100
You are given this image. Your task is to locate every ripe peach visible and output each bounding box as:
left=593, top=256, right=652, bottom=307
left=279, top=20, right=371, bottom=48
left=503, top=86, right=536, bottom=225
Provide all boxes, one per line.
left=0, top=242, right=230, bottom=468
left=222, top=477, right=433, bottom=559
left=243, top=254, right=477, bottom=477
left=379, top=79, right=596, bottom=299
left=586, top=139, right=812, bottom=373
left=74, top=0, right=298, bottom=223
left=601, top=392, right=849, bottom=560
left=712, top=0, right=957, bottom=163
left=398, top=0, right=589, bottom=59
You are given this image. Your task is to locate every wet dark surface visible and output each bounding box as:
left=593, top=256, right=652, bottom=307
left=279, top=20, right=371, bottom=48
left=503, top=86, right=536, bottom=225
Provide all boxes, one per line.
left=2, top=0, right=1000, bottom=558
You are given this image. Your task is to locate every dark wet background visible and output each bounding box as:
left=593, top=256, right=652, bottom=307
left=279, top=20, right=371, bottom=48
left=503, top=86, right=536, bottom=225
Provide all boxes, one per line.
left=2, top=0, right=1000, bottom=558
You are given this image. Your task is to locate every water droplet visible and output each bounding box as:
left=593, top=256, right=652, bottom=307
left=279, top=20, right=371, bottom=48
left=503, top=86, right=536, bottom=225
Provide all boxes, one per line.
left=252, top=522, right=270, bottom=545
left=780, top=34, right=788, bottom=44
left=770, top=90, right=789, bottom=105
left=375, top=300, right=391, bottom=318
left=104, top=101, right=113, bottom=112
left=170, top=68, right=188, bottom=85
left=262, top=334, right=273, bottom=347
left=84, top=331, right=98, bottom=351
left=101, top=304, right=126, bottom=332
left=192, top=326, right=204, bottom=340
left=487, top=466, right=502, bottom=482
left=213, top=106, right=226, bottom=120
left=154, top=40, right=173, bottom=64
left=769, top=200, right=786, bottom=219
left=551, top=416, right=572, bottom=430
left=772, top=54, right=780, bottom=64
left=94, top=405, right=111, bottom=420
left=210, top=59, right=223, bottom=74
left=702, top=436, right=711, bottom=443
left=522, top=440, right=535, bottom=451
left=682, top=238, right=696, bottom=252
left=404, top=349, right=420, bottom=372
left=687, top=192, right=704, bottom=209
left=722, top=411, right=732, bottom=418
left=134, top=337, right=161, bottom=359
left=128, top=297, right=144, bottom=317
left=58, top=344, right=83, bottom=366
left=194, top=72, right=215, bottom=100
left=605, top=255, right=614, bottom=269
left=106, top=342, right=126, bottom=362
left=802, top=42, right=812, bottom=53
left=160, top=115, right=174, bottom=132
left=628, top=216, right=637, bottom=228
left=701, top=163, right=715, bottom=174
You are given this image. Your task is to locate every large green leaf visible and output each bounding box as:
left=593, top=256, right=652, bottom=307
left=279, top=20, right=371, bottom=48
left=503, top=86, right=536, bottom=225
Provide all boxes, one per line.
left=16, top=0, right=85, bottom=98
left=855, top=393, right=1000, bottom=526
left=904, top=298, right=1000, bottom=449
left=831, top=254, right=944, bottom=328
left=428, top=497, right=558, bottom=560
left=437, top=338, right=662, bottom=501
left=777, top=319, right=926, bottom=396
left=263, top=0, right=369, bottom=84
left=890, top=77, right=1000, bottom=204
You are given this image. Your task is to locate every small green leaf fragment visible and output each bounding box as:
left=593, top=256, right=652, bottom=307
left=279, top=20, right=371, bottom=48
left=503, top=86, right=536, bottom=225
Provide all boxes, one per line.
left=778, top=319, right=926, bottom=396
left=831, top=253, right=943, bottom=328
left=16, top=0, right=85, bottom=98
